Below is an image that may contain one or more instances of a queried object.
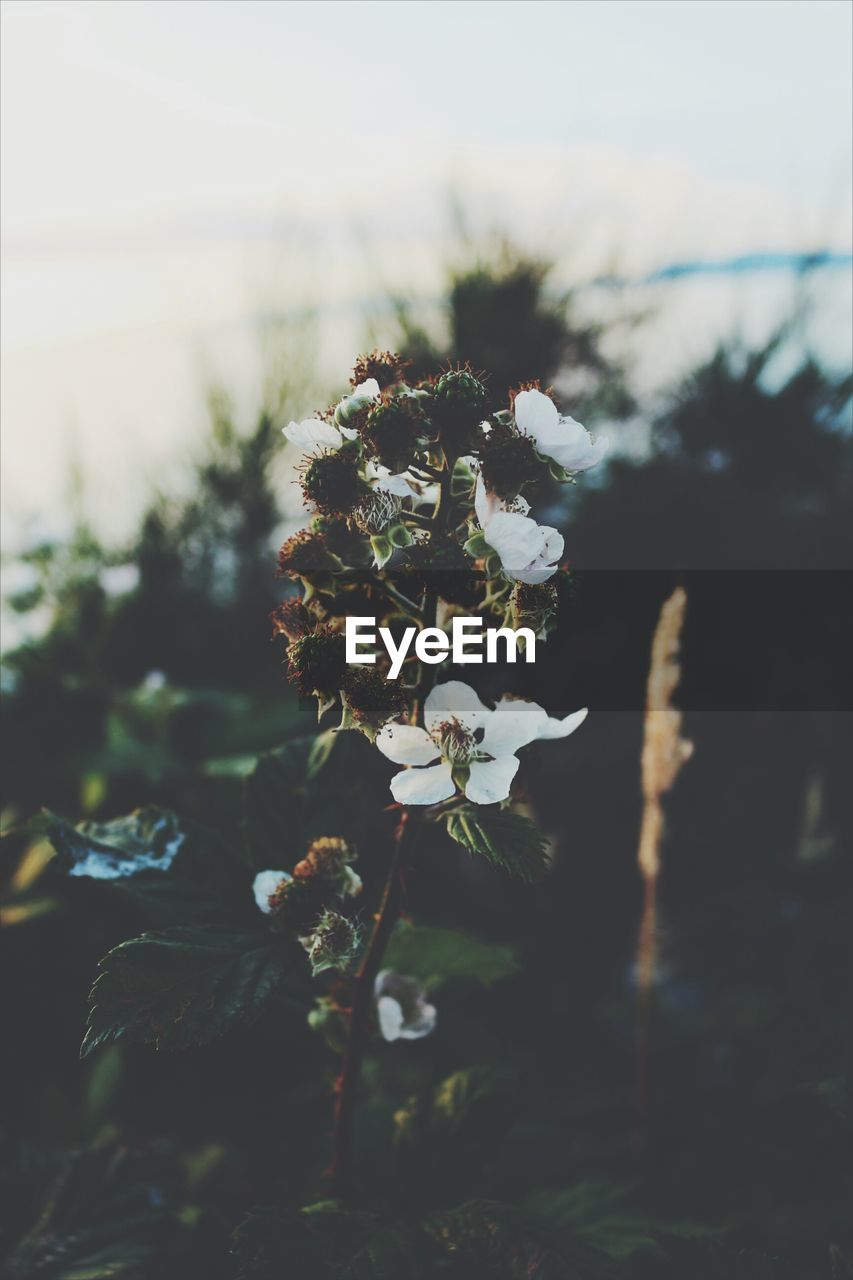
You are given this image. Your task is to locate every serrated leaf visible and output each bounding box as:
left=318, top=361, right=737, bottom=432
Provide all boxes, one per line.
left=444, top=806, right=548, bottom=881
left=233, top=1203, right=377, bottom=1280
left=384, top=922, right=519, bottom=985
left=660, top=1240, right=799, bottom=1279
left=4, top=1144, right=180, bottom=1280
left=82, top=926, right=297, bottom=1056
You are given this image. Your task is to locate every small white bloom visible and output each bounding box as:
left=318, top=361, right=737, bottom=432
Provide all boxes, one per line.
left=374, top=970, right=437, bottom=1042
left=364, top=459, right=415, bottom=498
left=334, top=377, right=381, bottom=429
left=514, top=388, right=607, bottom=472
left=375, top=680, right=587, bottom=806
left=252, top=869, right=290, bottom=914
left=282, top=418, right=353, bottom=452
left=474, top=475, right=562, bottom=585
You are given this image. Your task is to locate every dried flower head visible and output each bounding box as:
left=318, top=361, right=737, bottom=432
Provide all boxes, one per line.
left=277, top=529, right=337, bottom=578
left=351, top=350, right=408, bottom=391
left=479, top=420, right=544, bottom=501
left=270, top=598, right=312, bottom=643
left=266, top=874, right=330, bottom=932
left=351, top=487, right=403, bottom=535
left=341, top=665, right=409, bottom=732
left=508, top=580, right=558, bottom=639
left=286, top=626, right=348, bottom=698
left=293, top=835, right=362, bottom=898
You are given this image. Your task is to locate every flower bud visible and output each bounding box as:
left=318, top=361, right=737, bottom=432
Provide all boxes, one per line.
left=300, top=909, right=360, bottom=976
left=300, top=451, right=367, bottom=516
left=362, top=397, right=424, bottom=474
left=351, top=488, right=402, bottom=535
left=430, top=368, right=488, bottom=450
left=405, top=533, right=479, bottom=607
left=286, top=627, right=347, bottom=698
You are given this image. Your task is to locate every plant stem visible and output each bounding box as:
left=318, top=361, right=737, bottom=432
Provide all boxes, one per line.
left=329, top=808, right=412, bottom=1199
left=329, top=450, right=453, bottom=1199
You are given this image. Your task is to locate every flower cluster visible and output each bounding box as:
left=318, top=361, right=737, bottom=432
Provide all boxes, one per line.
left=276, top=354, right=606, bottom=755
left=253, top=836, right=362, bottom=975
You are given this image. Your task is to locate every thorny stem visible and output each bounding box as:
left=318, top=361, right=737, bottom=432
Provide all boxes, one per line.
left=329, top=450, right=453, bottom=1199
left=330, top=807, right=413, bottom=1199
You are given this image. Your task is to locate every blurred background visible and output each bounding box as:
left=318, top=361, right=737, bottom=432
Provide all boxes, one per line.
left=1, top=3, right=852, bottom=1276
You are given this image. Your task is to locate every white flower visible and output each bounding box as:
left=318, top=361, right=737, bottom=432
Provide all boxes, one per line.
left=375, top=679, right=587, bottom=806
left=282, top=418, right=353, bottom=452
left=474, top=475, right=563, bottom=585
left=334, top=377, right=381, bottom=429
left=252, top=869, right=290, bottom=914
left=364, top=458, right=415, bottom=498
left=374, top=970, right=437, bottom=1042
left=283, top=380, right=381, bottom=453
left=514, top=388, right=607, bottom=472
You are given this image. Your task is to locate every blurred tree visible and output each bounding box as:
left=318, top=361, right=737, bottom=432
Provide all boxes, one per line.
left=390, top=241, right=636, bottom=419
left=567, top=334, right=853, bottom=570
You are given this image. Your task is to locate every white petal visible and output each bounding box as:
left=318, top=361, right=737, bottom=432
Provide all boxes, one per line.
left=536, top=707, right=589, bottom=739
left=283, top=418, right=343, bottom=450
left=376, top=722, right=440, bottom=765
left=376, top=995, right=405, bottom=1041
left=465, top=756, right=520, bottom=805
left=483, top=511, right=549, bottom=573
left=389, top=761, right=456, bottom=806
left=352, top=378, right=381, bottom=400
left=252, top=869, right=290, bottom=914
left=377, top=472, right=414, bottom=497
left=479, top=697, right=549, bottom=757
left=398, top=998, right=437, bottom=1040
left=424, top=680, right=489, bottom=735
left=549, top=422, right=607, bottom=472
left=513, top=388, right=560, bottom=447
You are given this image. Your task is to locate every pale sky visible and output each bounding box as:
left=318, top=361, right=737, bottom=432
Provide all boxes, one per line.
left=1, top=0, right=851, bottom=547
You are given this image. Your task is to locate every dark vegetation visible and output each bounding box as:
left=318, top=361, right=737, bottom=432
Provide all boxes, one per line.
left=1, top=248, right=851, bottom=1278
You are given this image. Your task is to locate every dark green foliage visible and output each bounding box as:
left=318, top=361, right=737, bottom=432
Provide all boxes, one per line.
left=444, top=806, right=549, bottom=881
left=81, top=926, right=296, bottom=1056
left=2, top=1143, right=183, bottom=1280
left=384, top=922, right=519, bottom=984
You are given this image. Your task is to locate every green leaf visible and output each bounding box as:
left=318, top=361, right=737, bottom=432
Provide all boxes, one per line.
left=82, top=925, right=297, bottom=1056
left=463, top=531, right=490, bottom=558
left=384, top=922, right=519, bottom=985
left=659, top=1240, right=800, bottom=1279
left=4, top=1143, right=180, bottom=1279
left=395, top=1066, right=516, bottom=1152
left=233, top=1203, right=377, bottom=1280
left=387, top=521, right=413, bottom=549
left=444, top=806, right=548, bottom=882
left=370, top=534, right=393, bottom=569
left=43, top=806, right=185, bottom=880
left=528, top=1180, right=715, bottom=1263
left=421, top=1199, right=618, bottom=1279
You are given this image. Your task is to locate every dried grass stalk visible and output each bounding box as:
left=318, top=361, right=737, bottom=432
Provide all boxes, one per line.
left=635, top=586, right=693, bottom=1125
